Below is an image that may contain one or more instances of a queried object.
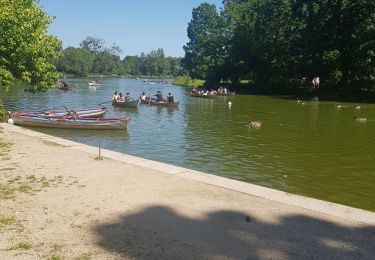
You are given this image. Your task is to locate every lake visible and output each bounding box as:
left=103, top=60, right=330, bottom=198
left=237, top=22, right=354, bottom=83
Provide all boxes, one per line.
left=2, top=78, right=375, bottom=211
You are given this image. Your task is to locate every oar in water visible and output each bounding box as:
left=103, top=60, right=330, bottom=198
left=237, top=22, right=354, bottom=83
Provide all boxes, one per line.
left=98, top=100, right=112, bottom=105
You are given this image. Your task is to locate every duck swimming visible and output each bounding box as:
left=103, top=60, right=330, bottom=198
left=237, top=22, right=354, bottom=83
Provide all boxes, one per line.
left=249, top=120, right=262, bottom=128
left=336, top=103, right=342, bottom=108
left=354, top=116, right=366, bottom=122
left=354, top=104, right=361, bottom=109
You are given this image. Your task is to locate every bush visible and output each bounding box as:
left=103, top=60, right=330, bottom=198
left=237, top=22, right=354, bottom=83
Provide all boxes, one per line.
left=0, top=101, right=6, bottom=122
left=173, top=76, right=205, bottom=87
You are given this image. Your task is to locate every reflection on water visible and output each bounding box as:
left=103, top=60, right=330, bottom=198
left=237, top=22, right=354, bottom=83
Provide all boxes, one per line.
left=1, top=78, right=375, bottom=211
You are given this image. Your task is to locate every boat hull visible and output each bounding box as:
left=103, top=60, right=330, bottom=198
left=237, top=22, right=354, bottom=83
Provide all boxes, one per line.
left=190, top=93, right=216, bottom=98
left=11, top=115, right=130, bottom=130
left=12, top=107, right=108, bottom=118
left=139, top=99, right=179, bottom=107
left=112, top=100, right=138, bottom=108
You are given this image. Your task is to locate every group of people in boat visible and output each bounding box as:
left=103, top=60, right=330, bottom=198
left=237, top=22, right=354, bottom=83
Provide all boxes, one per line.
left=191, top=87, right=230, bottom=96
left=146, top=90, right=175, bottom=103
left=113, top=90, right=175, bottom=103
left=191, top=88, right=217, bottom=96
left=112, top=91, right=132, bottom=102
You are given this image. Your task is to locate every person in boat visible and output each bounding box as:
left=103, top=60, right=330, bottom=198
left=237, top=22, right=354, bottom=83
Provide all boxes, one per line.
left=191, top=88, right=197, bottom=95
left=139, top=92, right=146, bottom=101
left=112, top=91, right=120, bottom=102
left=118, top=92, right=124, bottom=102
left=315, top=76, right=320, bottom=88
left=155, top=91, right=163, bottom=102
left=167, top=92, right=174, bottom=103
left=125, top=92, right=132, bottom=102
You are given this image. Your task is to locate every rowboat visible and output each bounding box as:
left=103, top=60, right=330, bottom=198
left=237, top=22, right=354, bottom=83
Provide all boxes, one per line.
left=10, top=113, right=131, bottom=130
left=11, top=107, right=108, bottom=118
left=112, top=100, right=139, bottom=108
left=88, top=80, right=102, bottom=86
left=139, top=98, right=179, bottom=107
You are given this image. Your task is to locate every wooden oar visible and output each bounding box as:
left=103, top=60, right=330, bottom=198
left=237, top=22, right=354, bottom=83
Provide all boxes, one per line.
left=63, top=105, right=77, bottom=116
left=98, top=100, right=112, bottom=105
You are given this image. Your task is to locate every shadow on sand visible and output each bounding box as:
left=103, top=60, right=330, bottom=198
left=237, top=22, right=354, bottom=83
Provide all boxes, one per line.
left=95, top=205, right=375, bottom=259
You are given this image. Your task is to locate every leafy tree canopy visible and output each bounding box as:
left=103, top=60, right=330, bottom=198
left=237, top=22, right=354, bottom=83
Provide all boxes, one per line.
left=0, top=0, right=61, bottom=92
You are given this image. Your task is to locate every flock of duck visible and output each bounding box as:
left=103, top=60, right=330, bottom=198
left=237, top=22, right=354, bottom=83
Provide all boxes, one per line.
left=246, top=98, right=368, bottom=129
left=297, top=98, right=367, bottom=122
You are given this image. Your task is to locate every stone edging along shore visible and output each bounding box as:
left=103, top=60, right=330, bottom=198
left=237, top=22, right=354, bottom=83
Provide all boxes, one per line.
left=2, top=123, right=375, bottom=225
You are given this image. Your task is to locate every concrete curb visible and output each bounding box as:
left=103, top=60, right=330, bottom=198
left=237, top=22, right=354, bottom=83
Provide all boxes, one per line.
left=2, top=123, right=375, bottom=225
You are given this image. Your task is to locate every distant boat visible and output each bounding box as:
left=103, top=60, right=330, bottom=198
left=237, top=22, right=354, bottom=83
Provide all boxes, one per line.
left=57, top=79, right=71, bottom=90
left=9, top=113, right=131, bottom=130
left=88, top=80, right=102, bottom=86
left=190, top=92, right=216, bottom=98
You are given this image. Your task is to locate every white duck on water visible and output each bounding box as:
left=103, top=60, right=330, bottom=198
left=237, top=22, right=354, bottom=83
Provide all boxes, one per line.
left=249, top=120, right=262, bottom=128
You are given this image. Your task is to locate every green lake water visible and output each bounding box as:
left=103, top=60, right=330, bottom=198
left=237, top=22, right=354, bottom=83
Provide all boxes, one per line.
left=1, top=78, right=375, bottom=211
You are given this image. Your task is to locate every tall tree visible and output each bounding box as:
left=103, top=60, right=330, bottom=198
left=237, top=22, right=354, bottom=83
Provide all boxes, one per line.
left=183, top=3, right=225, bottom=84
left=0, top=0, right=61, bottom=92
left=80, top=36, right=105, bottom=55
left=56, top=47, right=94, bottom=76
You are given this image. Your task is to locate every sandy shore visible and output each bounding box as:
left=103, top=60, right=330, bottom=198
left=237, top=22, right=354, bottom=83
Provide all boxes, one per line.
left=0, top=123, right=374, bottom=259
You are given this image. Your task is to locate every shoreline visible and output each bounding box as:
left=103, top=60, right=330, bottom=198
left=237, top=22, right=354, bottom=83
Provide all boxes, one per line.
left=1, top=123, right=374, bottom=259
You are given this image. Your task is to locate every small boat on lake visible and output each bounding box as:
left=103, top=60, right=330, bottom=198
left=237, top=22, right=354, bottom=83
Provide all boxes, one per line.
left=56, top=79, right=71, bottom=90
left=9, top=113, right=131, bottom=130
left=112, top=100, right=139, bottom=108
left=190, top=92, right=216, bottom=98
left=88, top=80, right=102, bottom=86
left=12, top=107, right=108, bottom=118
left=139, top=98, right=179, bottom=107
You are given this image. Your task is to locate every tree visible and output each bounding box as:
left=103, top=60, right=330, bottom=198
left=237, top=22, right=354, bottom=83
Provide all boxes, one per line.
left=56, top=47, right=94, bottom=76
left=183, top=3, right=224, bottom=83
left=80, top=36, right=105, bottom=54
left=0, top=0, right=61, bottom=92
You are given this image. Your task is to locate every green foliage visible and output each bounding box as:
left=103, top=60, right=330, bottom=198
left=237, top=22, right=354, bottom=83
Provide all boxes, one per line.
left=0, top=0, right=62, bottom=92
left=0, top=215, right=16, bottom=230
left=183, top=3, right=226, bottom=83
left=173, top=75, right=205, bottom=87
left=0, top=100, right=6, bottom=122
left=56, top=47, right=94, bottom=76
left=56, top=35, right=182, bottom=77
left=6, top=242, right=32, bottom=251
left=183, top=0, right=375, bottom=90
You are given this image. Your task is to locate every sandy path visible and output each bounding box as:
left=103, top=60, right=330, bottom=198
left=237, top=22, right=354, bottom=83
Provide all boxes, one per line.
left=0, top=123, right=374, bottom=259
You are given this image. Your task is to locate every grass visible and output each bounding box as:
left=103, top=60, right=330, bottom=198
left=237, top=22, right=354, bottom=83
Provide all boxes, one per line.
left=6, top=242, right=32, bottom=251
left=48, top=243, right=64, bottom=260
left=0, top=215, right=17, bottom=230
left=0, top=184, right=16, bottom=200
left=75, top=252, right=96, bottom=260
left=1, top=175, right=66, bottom=200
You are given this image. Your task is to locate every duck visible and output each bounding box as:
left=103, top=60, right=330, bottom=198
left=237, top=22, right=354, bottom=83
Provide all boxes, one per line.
left=336, top=103, right=342, bottom=108
left=249, top=120, right=262, bottom=128
left=354, top=116, right=366, bottom=122
left=354, top=104, right=361, bottom=109
left=228, top=101, right=232, bottom=106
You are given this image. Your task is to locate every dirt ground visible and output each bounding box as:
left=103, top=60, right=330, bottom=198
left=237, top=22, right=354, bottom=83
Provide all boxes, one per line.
left=1, top=124, right=374, bottom=260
